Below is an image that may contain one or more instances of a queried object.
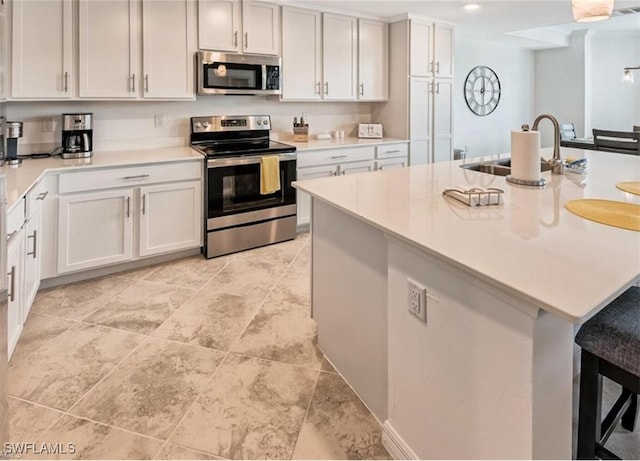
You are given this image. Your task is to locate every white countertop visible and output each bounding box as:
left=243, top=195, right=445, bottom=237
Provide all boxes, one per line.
left=273, top=135, right=408, bottom=151
left=2, top=147, right=203, bottom=211
left=294, top=147, right=640, bottom=323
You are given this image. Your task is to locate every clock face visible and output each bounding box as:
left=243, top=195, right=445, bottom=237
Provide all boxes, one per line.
left=464, top=66, right=501, bottom=116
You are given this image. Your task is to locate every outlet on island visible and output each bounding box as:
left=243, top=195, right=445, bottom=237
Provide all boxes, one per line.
left=408, top=278, right=427, bottom=323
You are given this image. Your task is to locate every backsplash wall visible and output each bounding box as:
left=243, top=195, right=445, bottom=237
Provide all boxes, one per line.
left=8, top=98, right=373, bottom=154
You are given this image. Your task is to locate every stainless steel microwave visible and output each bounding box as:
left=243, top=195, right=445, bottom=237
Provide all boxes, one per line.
left=197, top=51, right=281, bottom=95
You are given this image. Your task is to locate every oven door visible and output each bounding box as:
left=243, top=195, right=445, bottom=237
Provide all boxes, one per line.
left=207, top=154, right=296, bottom=230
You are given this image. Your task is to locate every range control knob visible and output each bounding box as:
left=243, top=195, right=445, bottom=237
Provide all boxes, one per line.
left=257, top=120, right=262, bottom=126
left=202, top=122, right=211, bottom=130
left=263, top=118, right=270, bottom=127
left=194, top=122, right=202, bottom=130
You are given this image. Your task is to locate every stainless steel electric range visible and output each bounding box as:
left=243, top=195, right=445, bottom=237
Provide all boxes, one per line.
left=190, top=115, right=297, bottom=259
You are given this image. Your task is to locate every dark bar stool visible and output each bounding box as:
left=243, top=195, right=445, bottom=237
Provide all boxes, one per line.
left=575, top=286, right=639, bottom=459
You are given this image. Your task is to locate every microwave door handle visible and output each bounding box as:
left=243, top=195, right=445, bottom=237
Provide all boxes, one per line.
left=262, top=65, right=267, bottom=92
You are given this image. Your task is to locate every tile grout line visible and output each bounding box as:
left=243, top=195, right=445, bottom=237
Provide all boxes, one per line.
left=289, top=368, right=322, bottom=460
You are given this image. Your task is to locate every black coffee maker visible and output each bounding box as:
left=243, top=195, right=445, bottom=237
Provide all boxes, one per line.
left=62, top=113, right=93, bottom=159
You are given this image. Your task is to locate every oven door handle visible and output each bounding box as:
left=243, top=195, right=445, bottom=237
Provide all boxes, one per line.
left=207, top=152, right=297, bottom=168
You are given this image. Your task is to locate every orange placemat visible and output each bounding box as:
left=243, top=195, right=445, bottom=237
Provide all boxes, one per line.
left=616, top=181, right=640, bottom=196
left=565, top=199, right=640, bottom=232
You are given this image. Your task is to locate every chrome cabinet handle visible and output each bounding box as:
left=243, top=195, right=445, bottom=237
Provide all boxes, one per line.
left=429, top=61, right=434, bottom=73
left=436, top=61, right=440, bottom=74
left=131, top=74, right=136, bottom=92
left=234, top=31, right=238, bottom=48
left=27, top=230, right=37, bottom=259
left=379, top=165, right=383, bottom=170
left=384, top=149, right=401, bottom=154
left=316, top=82, right=321, bottom=95
left=244, top=32, right=248, bottom=49
left=36, top=191, right=48, bottom=200
left=64, top=71, right=69, bottom=92
left=330, top=155, right=347, bottom=159
left=145, top=74, right=149, bottom=93
left=341, top=170, right=346, bottom=175
left=142, top=194, right=146, bottom=215
left=8, top=266, right=15, bottom=302
left=126, top=196, right=130, bottom=218
left=324, top=82, right=329, bottom=96
left=121, top=174, right=150, bottom=180
left=435, top=82, right=440, bottom=94
left=359, top=83, right=364, bottom=96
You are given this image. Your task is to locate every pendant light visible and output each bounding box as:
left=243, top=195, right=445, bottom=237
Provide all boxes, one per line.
left=572, top=0, right=614, bottom=22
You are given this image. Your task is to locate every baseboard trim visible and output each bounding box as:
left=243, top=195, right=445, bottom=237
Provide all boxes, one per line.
left=382, top=421, right=418, bottom=460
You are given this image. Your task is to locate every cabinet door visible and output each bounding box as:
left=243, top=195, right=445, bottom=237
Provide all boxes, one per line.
left=409, top=139, right=431, bottom=166
left=79, top=0, right=139, bottom=98
left=198, top=0, right=241, bottom=52
left=58, top=189, right=134, bottom=274
left=339, top=160, right=374, bottom=176
left=12, top=0, right=72, bottom=98
left=322, top=14, right=357, bottom=100
left=358, top=19, right=388, bottom=101
left=281, top=7, right=321, bottom=100
left=243, top=1, right=279, bottom=55
left=296, top=164, right=337, bottom=227
left=142, top=0, right=194, bottom=99
left=409, top=19, right=432, bottom=77
left=409, top=77, right=432, bottom=141
left=23, top=213, right=41, bottom=315
left=375, top=157, right=407, bottom=171
left=138, top=181, right=202, bottom=257
left=7, top=231, right=24, bottom=359
left=433, top=79, right=453, bottom=163
left=434, top=24, right=454, bottom=79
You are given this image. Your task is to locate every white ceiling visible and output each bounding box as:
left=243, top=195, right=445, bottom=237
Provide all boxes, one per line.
left=296, top=0, right=640, bottom=48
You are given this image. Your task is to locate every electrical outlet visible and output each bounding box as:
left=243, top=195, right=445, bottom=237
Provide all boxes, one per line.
left=41, top=119, right=54, bottom=133
left=154, top=114, right=166, bottom=128
left=408, top=279, right=427, bottom=323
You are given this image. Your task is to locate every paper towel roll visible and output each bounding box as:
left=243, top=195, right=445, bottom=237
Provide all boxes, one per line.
left=511, top=130, right=541, bottom=182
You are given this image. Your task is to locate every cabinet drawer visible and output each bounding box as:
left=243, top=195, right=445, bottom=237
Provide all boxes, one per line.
left=376, top=143, right=409, bottom=159
left=26, top=179, right=49, bottom=219
left=7, top=200, right=25, bottom=238
left=375, top=157, right=408, bottom=171
left=297, top=146, right=375, bottom=168
left=59, top=161, right=202, bottom=194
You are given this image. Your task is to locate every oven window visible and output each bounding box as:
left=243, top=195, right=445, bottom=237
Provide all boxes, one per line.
left=208, top=161, right=296, bottom=219
left=205, top=63, right=260, bottom=90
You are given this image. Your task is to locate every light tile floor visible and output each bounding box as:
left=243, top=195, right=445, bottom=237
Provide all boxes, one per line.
left=7, top=234, right=390, bottom=460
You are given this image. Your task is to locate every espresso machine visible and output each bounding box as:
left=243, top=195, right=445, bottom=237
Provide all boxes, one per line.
left=62, top=113, right=93, bottom=159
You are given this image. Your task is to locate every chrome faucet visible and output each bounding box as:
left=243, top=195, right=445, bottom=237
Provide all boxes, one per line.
left=532, top=114, right=563, bottom=175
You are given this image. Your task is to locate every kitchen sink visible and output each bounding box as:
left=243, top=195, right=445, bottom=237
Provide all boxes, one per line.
left=460, top=158, right=552, bottom=177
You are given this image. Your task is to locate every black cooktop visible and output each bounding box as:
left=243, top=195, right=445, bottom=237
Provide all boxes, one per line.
left=192, top=138, right=296, bottom=158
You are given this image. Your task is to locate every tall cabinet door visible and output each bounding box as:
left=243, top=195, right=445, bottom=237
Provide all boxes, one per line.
left=242, top=1, right=279, bottom=55
left=358, top=19, right=388, bottom=101
left=198, top=0, right=241, bottom=52
left=58, top=189, right=134, bottom=274
left=434, top=24, right=454, bottom=79
left=409, top=19, right=432, bottom=78
left=322, top=14, right=357, bottom=101
left=79, top=0, right=139, bottom=98
left=23, top=213, right=41, bottom=316
left=138, top=181, right=202, bottom=257
left=12, top=0, right=72, bottom=98
left=433, top=79, right=453, bottom=163
left=281, top=7, right=321, bottom=100
left=142, top=0, right=194, bottom=99
left=7, top=231, right=24, bottom=359
left=409, top=78, right=432, bottom=166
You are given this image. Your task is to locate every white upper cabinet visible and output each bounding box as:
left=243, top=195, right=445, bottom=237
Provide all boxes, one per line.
left=358, top=19, right=388, bottom=101
left=242, top=1, right=280, bottom=55
left=281, top=7, right=321, bottom=100
left=198, top=0, right=279, bottom=55
left=79, top=0, right=139, bottom=98
left=409, top=19, right=431, bottom=78
left=198, top=0, right=241, bottom=52
left=12, top=0, right=73, bottom=98
left=434, top=24, right=454, bottom=79
left=322, top=14, right=357, bottom=101
left=142, top=0, right=194, bottom=99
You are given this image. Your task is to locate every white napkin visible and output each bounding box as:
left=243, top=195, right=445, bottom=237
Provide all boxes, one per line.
left=444, top=186, right=503, bottom=207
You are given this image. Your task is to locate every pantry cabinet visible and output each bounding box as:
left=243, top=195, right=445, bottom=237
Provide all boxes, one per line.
left=198, top=0, right=279, bottom=55
left=322, top=14, right=357, bottom=100
left=409, top=20, right=454, bottom=79
left=358, top=19, right=388, bottom=101
left=11, top=0, right=73, bottom=98
left=433, top=79, right=454, bottom=163
left=7, top=229, right=24, bottom=359
left=281, top=7, right=322, bottom=100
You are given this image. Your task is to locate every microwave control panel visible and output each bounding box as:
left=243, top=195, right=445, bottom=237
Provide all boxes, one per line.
left=266, top=66, right=280, bottom=90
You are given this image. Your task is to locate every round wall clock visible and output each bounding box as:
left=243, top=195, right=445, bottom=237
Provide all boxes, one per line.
left=464, top=66, right=501, bottom=116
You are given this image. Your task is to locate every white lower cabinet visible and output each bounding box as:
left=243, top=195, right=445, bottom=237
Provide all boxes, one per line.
left=7, top=230, right=24, bottom=359
left=375, top=157, right=407, bottom=170
left=58, top=189, right=134, bottom=274
left=139, top=181, right=202, bottom=257
left=23, top=212, right=42, bottom=312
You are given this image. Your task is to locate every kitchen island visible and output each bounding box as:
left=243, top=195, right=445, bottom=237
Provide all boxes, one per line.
left=293, top=147, right=640, bottom=459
